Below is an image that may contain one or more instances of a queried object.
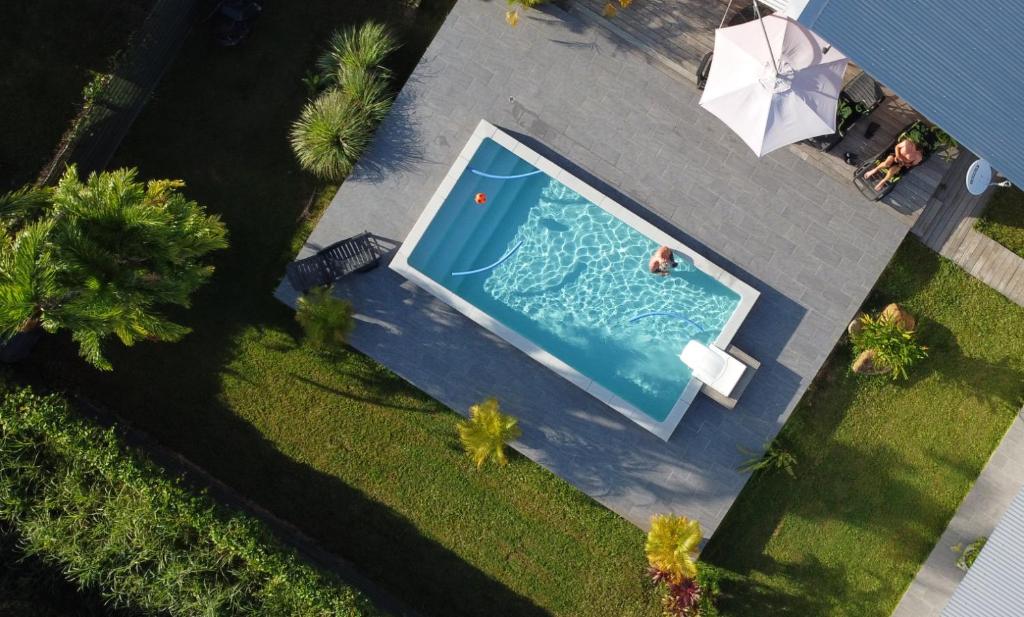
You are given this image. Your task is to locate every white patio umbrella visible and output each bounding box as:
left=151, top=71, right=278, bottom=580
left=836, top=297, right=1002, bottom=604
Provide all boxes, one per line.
left=699, top=13, right=848, bottom=157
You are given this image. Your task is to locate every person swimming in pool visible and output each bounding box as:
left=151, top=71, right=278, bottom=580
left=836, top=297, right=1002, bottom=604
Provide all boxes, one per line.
left=649, top=246, right=677, bottom=276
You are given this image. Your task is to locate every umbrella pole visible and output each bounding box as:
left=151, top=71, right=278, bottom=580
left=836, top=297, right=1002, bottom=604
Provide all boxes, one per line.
left=718, top=0, right=735, bottom=28
left=752, top=0, right=780, bottom=75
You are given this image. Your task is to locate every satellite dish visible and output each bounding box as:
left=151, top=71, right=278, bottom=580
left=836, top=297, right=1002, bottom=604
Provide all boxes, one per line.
left=966, top=159, right=1013, bottom=195
left=966, top=159, right=993, bottom=195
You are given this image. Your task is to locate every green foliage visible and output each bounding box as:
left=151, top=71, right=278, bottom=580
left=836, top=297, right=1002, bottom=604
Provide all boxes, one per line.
left=736, top=441, right=797, bottom=478
left=302, top=69, right=332, bottom=99
left=850, top=312, right=928, bottom=380
left=292, top=22, right=396, bottom=181
left=290, top=90, right=375, bottom=182
left=0, top=386, right=378, bottom=616
left=952, top=537, right=987, bottom=572
left=0, top=167, right=228, bottom=369
left=455, top=397, right=522, bottom=469
left=295, top=286, right=355, bottom=353
left=645, top=515, right=702, bottom=583
left=316, top=22, right=398, bottom=88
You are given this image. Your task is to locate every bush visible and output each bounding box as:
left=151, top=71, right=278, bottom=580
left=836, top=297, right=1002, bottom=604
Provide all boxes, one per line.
left=850, top=309, right=927, bottom=380
left=645, top=515, right=701, bottom=583
left=295, top=286, right=356, bottom=353
left=290, top=90, right=375, bottom=182
left=736, top=441, right=797, bottom=478
left=455, top=398, right=521, bottom=469
left=0, top=386, right=379, bottom=617
left=316, top=22, right=397, bottom=89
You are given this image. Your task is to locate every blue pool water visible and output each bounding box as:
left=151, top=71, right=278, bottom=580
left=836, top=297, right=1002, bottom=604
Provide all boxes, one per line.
left=406, top=138, right=740, bottom=421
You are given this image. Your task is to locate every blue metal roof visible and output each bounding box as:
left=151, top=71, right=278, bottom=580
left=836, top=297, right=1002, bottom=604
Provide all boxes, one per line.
left=797, top=0, right=1024, bottom=187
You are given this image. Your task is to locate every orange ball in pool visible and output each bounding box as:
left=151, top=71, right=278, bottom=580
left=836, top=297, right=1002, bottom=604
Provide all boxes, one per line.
left=475, top=192, right=487, bottom=205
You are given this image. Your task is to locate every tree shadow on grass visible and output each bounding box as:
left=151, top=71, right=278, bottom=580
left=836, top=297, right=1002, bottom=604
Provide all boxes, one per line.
left=700, top=342, right=958, bottom=616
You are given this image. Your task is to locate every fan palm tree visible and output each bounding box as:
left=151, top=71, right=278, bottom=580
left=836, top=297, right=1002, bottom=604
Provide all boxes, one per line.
left=456, top=398, right=522, bottom=469
left=0, top=166, right=228, bottom=370
left=645, top=514, right=702, bottom=583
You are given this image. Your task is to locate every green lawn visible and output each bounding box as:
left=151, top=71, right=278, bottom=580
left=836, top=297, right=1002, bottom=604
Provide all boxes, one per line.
left=702, top=239, right=1024, bottom=617
left=0, top=0, right=148, bottom=190
left=11, top=2, right=661, bottom=616
left=975, top=187, right=1024, bottom=258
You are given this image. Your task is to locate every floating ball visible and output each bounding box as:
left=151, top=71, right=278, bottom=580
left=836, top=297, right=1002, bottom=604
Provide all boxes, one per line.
left=475, top=192, right=487, bottom=205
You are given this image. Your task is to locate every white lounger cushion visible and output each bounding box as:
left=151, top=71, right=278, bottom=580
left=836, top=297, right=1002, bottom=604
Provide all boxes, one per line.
left=679, top=341, right=746, bottom=398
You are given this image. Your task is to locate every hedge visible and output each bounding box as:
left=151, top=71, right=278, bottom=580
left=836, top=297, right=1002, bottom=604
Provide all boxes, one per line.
left=0, top=386, right=380, bottom=617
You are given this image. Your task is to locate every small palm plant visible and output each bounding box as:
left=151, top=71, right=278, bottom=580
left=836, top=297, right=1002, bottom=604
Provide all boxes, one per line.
left=850, top=311, right=927, bottom=380
left=456, top=398, right=521, bottom=469
left=295, top=286, right=355, bottom=353
left=290, top=90, right=374, bottom=182
left=737, top=441, right=797, bottom=478
left=316, top=22, right=398, bottom=88
left=645, top=514, right=702, bottom=583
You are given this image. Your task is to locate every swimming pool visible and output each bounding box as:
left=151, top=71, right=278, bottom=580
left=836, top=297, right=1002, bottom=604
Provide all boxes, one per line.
left=392, top=121, right=758, bottom=440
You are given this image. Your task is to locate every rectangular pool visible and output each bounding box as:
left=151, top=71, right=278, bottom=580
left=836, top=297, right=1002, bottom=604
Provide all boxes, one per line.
left=391, top=121, right=758, bottom=440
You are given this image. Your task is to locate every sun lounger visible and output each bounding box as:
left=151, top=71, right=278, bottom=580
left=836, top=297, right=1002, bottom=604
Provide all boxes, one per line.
left=852, top=120, right=937, bottom=201
left=679, top=341, right=759, bottom=408
left=286, top=231, right=382, bottom=293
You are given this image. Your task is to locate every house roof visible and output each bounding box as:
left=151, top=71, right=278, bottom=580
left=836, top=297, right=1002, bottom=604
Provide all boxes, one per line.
left=943, top=486, right=1024, bottom=616
left=796, top=0, right=1024, bottom=187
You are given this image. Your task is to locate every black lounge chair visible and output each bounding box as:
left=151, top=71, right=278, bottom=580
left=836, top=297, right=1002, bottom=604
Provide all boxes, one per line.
left=852, top=120, right=938, bottom=201
left=804, top=72, right=885, bottom=152
left=286, top=231, right=382, bottom=293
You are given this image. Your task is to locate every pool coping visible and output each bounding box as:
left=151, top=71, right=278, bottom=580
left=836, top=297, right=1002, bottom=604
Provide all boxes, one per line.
left=390, top=119, right=759, bottom=441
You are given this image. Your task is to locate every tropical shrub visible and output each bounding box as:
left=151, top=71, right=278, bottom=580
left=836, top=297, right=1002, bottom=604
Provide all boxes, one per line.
left=291, top=22, right=397, bottom=181
left=455, top=397, right=522, bottom=469
left=316, top=22, right=397, bottom=89
left=645, top=514, right=702, bottom=583
left=290, top=90, right=376, bottom=182
left=295, top=286, right=356, bottom=352
left=0, top=386, right=378, bottom=616
left=737, top=441, right=797, bottom=478
left=952, top=537, right=987, bottom=572
left=0, top=166, right=228, bottom=370
left=850, top=308, right=927, bottom=380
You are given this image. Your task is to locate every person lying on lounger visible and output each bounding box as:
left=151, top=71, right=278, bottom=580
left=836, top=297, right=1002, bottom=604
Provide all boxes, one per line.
left=649, top=246, right=678, bottom=276
left=862, top=138, right=924, bottom=192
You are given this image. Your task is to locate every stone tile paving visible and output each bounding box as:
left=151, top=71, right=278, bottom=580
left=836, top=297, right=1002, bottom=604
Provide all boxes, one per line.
left=892, top=410, right=1024, bottom=617
left=278, top=0, right=910, bottom=534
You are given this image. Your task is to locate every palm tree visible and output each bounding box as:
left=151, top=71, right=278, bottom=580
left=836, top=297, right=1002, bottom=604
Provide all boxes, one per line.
left=294, top=286, right=355, bottom=353
left=456, top=398, right=522, bottom=469
left=645, top=514, right=702, bottom=583
left=0, top=166, right=228, bottom=370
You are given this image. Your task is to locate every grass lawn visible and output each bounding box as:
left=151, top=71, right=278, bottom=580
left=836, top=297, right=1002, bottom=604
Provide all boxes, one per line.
left=0, top=0, right=148, bottom=190
left=975, top=187, right=1024, bottom=258
left=702, top=239, right=1024, bottom=617
left=10, top=2, right=661, bottom=616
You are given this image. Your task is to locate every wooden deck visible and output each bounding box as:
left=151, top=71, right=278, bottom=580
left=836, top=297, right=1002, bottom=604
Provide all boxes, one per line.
left=912, top=154, right=1024, bottom=307
left=571, top=0, right=950, bottom=221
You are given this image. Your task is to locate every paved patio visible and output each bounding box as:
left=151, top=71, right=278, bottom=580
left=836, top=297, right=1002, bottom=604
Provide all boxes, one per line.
left=278, top=0, right=910, bottom=534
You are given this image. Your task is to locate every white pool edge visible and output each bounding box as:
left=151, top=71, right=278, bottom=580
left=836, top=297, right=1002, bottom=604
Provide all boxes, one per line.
left=390, top=120, right=759, bottom=441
